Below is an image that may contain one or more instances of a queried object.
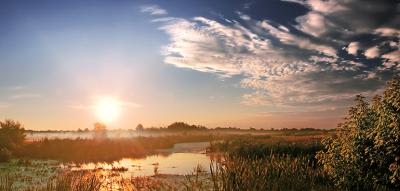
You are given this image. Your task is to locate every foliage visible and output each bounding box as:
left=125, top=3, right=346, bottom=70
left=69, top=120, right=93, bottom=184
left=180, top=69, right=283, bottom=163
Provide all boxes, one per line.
left=0, top=148, right=11, bottom=162
left=0, top=119, right=26, bottom=151
left=167, top=122, right=207, bottom=131
left=316, top=78, right=400, bottom=190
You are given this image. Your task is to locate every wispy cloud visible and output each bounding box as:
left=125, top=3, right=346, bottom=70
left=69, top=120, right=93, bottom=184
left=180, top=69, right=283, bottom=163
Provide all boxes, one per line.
left=118, top=101, right=141, bottom=108
left=8, top=86, right=24, bottom=91
left=69, top=99, right=141, bottom=110
left=68, top=104, right=92, bottom=110
left=0, top=102, right=10, bottom=109
left=9, top=93, right=42, bottom=100
left=141, top=1, right=399, bottom=111
left=140, top=5, right=168, bottom=15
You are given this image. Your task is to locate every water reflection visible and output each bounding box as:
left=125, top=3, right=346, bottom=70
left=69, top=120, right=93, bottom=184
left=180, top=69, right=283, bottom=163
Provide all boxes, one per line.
left=63, top=142, right=213, bottom=177
left=68, top=153, right=211, bottom=177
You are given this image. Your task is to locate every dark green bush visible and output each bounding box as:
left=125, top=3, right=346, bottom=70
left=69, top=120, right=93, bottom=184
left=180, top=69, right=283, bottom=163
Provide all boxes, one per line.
left=317, top=78, right=400, bottom=190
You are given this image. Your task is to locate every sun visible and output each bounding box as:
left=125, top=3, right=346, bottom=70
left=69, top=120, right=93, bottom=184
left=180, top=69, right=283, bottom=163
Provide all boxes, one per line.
left=95, top=97, right=120, bottom=123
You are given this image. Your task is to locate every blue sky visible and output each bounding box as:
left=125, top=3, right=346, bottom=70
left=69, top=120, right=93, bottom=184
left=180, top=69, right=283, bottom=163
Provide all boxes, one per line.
left=0, top=0, right=398, bottom=130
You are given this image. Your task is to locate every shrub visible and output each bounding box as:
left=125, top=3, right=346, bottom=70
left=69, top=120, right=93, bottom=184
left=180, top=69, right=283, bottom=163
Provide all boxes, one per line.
left=0, top=120, right=25, bottom=151
left=316, top=78, right=400, bottom=190
left=0, top=148, right=11, bottom=162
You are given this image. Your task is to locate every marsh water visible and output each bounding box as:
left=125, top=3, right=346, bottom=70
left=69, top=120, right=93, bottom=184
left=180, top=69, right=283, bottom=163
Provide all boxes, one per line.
left=63, top=142, right=213, bottom=176
left=27, top=132, right=217, bottom=176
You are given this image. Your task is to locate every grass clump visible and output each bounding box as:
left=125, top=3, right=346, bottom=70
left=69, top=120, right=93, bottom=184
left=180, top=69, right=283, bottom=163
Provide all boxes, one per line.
left=209, top=139, right=333, bottom=191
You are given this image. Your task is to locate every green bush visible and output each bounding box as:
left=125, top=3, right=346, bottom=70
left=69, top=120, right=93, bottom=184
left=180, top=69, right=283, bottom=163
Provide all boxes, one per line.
left=317, top=78, right=400, bottom=190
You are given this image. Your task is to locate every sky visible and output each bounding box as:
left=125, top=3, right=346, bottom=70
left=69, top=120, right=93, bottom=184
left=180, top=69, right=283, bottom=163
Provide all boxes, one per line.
left=0, top=0, right=399, bottom=130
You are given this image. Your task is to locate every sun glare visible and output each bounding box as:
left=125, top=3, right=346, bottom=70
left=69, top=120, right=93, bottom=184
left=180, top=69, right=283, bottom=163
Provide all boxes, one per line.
left=95, top=97, right=120, bottom=123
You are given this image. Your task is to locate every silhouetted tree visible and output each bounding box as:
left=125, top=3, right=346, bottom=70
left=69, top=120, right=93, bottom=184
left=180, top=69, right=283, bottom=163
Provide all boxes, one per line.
left=136, top=124, right=144, bottom=131
left=93, top=122, right=107, bottom=140
left=0, top=119, right=26, bottom=150
left=167, top=122, right=207, bottom=131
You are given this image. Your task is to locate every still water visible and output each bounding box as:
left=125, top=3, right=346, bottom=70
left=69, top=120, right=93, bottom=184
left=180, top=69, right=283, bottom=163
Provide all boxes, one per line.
left=64, top=142, right=214, bottom=177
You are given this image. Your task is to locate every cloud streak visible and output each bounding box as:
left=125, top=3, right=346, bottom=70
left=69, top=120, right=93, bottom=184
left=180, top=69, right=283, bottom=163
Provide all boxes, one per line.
left=68, top=99, right=141, bottom=110
left=9, top=93, right=42, bottom=100
left=140, top=5, right=167, bottom=15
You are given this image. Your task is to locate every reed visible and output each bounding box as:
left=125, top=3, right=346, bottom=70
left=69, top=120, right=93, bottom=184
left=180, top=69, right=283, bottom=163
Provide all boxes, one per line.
left=208, top=139, right=334, bottom=191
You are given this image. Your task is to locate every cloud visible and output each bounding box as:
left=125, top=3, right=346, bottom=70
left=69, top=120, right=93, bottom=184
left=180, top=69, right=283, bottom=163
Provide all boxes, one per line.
left=118, top=101, right=141, bottom=108
left=364, top=46, right=380, bottom=59
left=10, top=93, right=41, bottom=100
left=8, top=86, right=24, bottom=91
left=374, top=28, right=400, bottom=37
left=140, top=5, right=168, bottom=15
left=68, top=104, right=91, bottom=110
left=380, top=50, right=400, bottom=70
left=0, top=102, right=9, bottom=109
left=237, top=11, right=251, bottom=21
left=69, top=99, right=141, bottom=110
left=142, top=1, right=399, bottom=111
left=346, top=42, right=360, bottom=55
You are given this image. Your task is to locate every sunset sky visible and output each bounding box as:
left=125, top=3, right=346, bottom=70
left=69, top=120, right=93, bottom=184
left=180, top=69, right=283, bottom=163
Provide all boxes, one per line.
left=0, top=0, right=398, bottom=130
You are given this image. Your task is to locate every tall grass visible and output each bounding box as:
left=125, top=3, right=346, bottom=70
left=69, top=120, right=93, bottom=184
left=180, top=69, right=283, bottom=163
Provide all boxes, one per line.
left=43, top=171, right=102, bottom=191
left=0, top=174, right=13, bottom=191
left=0, top=170, right=207, bottom=191
left=209, top=139, right=334, bottom=191
left=210, top=155, right=333, bottom=191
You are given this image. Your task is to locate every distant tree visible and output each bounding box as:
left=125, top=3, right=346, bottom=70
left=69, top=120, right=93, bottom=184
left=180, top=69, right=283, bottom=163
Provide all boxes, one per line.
left=317, top=78, right=400, bottom=189
left=136, top=124, right=144, bottom=131
left=167, top=122, right=207, bottom=131
left=93, top=122, right=107, bottom=140
left=0, top=119, right=26, bottom=151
